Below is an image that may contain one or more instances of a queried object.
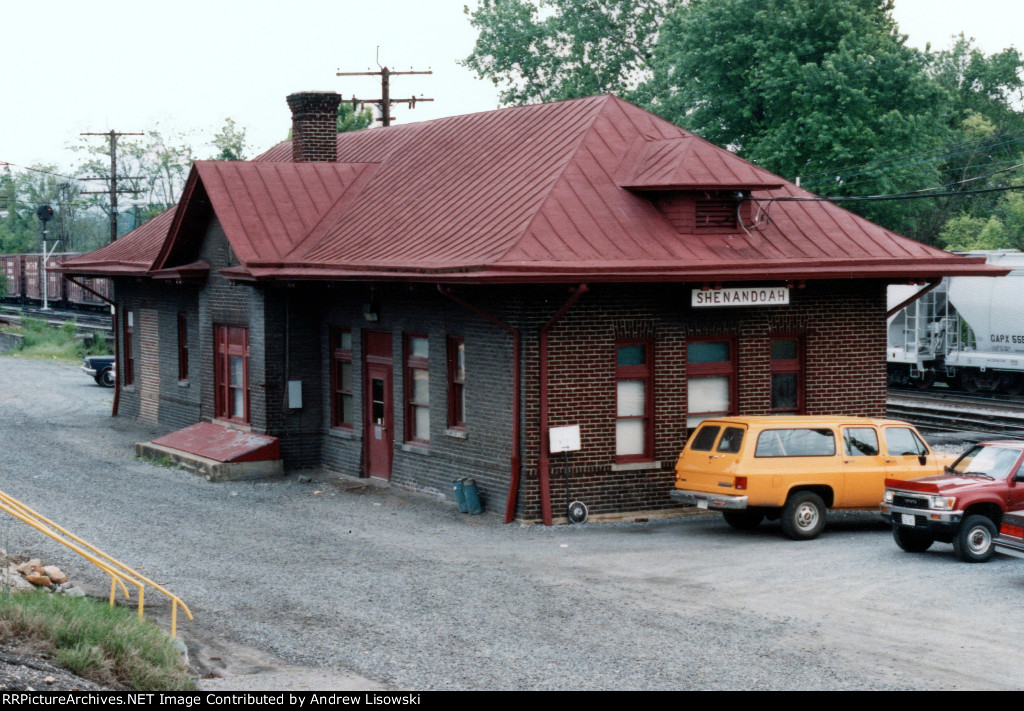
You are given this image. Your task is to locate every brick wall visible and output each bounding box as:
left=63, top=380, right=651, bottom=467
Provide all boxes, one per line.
left=111, top=268, right=887, bottom=524
left=512, top=281, right=888, bottom=522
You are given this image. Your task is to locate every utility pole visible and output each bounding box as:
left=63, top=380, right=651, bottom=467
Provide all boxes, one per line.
left=337, top=50, right=433, bottom=127
left=79, top=130, right=144, bottom=243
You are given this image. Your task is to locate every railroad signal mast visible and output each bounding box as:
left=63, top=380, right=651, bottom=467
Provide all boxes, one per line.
left=36, top=205, right=56, bottom=311
left=79, top=130, right=145, bottom=243
left=337, top=51, right=433, bottom=127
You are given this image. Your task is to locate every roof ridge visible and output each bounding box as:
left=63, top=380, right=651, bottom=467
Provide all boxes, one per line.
left=486, top=95, right=614, bottom=264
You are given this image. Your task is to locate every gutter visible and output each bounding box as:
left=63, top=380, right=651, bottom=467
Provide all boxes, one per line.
left=436, top=285, right=522, bottom=523
left=538, top=284, right=588, bottom=526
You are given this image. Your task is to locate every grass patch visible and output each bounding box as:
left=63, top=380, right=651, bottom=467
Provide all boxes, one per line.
left=0, top=592, right=196, bottom=690
left=2, top=317, right=110, bottom=363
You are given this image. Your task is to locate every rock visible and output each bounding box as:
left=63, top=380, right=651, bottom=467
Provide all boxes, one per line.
left=16, top=560, right=40, bottom=575
left=24, top=574, right=51, bottom=588
left=44, top=676, right=55, bottom=685
left=41, top=566, right=67, bottom=584
left=63, top=587, right=86, bottom=598
left=1, top=570, right=34, bottom=591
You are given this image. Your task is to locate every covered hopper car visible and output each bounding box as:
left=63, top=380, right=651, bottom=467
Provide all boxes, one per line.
left=888, top=250, right=1024, bottom=394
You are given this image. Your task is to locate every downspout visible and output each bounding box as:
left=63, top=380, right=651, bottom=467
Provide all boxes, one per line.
left=64, top=275, right=119, bottom=416
left=886, top=278, right=943, bottom=318
left=538, top=284, right=589, bottom=526
left=437, top=285, right=522, bottom=523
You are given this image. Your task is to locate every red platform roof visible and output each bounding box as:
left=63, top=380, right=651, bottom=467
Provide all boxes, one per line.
left=61, top=94, right=1000, bottom=284
left=151, top=422, right=280, bottom=463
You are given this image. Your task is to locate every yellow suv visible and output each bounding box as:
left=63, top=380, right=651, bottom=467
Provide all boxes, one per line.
left=671, top=416, right=949, bottom=540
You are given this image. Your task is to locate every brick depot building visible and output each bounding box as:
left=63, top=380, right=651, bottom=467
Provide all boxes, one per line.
left=63, top=92, right=997, bottom=524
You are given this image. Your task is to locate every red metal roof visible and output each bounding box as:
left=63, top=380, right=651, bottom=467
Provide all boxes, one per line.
left=58, top=207, right=176, bottom=275
left=64, top=94, right=999, bottom=283
left=618, top=136, right=785, bottom=191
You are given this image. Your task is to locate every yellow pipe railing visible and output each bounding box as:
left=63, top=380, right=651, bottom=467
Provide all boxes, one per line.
left=0, top=490, right=192, bottom=636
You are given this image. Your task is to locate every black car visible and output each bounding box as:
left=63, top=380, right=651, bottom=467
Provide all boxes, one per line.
left=82, top=355, right=115, bottom=388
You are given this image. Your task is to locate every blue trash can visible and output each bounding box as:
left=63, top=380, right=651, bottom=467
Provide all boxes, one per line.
left=452, top=479, right=469, bottom=513
left=462, top=479, right=484, bottom=515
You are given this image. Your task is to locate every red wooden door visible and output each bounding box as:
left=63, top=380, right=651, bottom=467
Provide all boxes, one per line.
left=214, top=324, right=250, bottom=424
left=364, top=331, right=393, bottom=480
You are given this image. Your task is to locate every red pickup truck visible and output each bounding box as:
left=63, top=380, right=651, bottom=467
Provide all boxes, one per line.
left=879, top=441, right=1024, bottom=562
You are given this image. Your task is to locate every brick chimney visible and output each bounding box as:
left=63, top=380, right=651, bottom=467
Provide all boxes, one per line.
left=286, top=92, right=341, bottom=163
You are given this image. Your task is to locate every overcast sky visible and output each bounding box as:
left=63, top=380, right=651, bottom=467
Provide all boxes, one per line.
left=2, top=0, right=1021, bottom=174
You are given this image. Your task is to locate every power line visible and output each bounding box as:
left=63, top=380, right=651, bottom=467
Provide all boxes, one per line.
left=751, top=182, right=1024, bottom=204
left=0, top=161, right=77, bottom=181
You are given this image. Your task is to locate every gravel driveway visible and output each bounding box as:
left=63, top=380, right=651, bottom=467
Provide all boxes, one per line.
left=1, top=358, right=1023, bottom=690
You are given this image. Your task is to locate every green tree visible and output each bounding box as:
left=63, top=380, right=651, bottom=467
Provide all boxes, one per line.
left=463, top=0, right=1024, bottom=244
left=937, top=214, right=1006, bottom=250
left=649, top=0, right=954, bottom=238
left=210, top=118, right=248, bottom=161
left=462, top=0, right=678, bottom=105
left=337, top=102, right=374, bottom=132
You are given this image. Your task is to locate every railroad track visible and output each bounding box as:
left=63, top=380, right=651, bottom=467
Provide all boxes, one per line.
left=0, top=304, right=112, bottom=337
left=887, top=389, right=1024, bottom=439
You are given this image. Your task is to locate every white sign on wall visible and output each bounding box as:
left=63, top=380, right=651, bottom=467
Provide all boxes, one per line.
left=691, top=287, right=790, bottom=307
left=549, top=425, right=582, bottom=453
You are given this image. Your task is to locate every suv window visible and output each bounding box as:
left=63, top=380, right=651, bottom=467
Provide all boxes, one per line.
left=885, top=427, right=928, bottom=456
left=843, top=427, right=879, bottom=456
left=690, top=425, right=721, bottom=452
left=717, top=427, right=744, bottom=453
left=755, top=428, right=836, bottom=458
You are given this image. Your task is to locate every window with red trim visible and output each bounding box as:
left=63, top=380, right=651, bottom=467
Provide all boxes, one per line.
left=123, top=310, right=134, bottom=387
left=686, top=337, right=737, bottom=429
left=405, top=335, right=430, bottom=443
left=177, top=313, right=189, bottom=382
left=770, top=335, right=804, bottom=414
left=447, top=338, right=465, bottom=429
left=616, top=340, right=654, bottom=461
left=330, top=328, right=354, bottom=428
left=214, top=324, right=250, bottom=424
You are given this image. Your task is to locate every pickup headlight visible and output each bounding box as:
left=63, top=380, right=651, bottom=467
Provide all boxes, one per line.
left=883, top=489, right=894, bottom=503
left=928, top=496, right=956, bottom=510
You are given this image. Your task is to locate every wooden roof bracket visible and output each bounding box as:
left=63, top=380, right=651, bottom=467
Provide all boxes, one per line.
left=886, top=277, right=943, bottom=318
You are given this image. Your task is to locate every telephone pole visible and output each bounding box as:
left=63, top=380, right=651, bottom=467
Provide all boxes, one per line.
left=79, top=130, right=144, bottom=243
left=337, top=51, right=433, bottom=127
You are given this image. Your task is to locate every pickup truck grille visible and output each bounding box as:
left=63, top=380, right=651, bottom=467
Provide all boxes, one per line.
left=893, top=493, right=929, bottom=509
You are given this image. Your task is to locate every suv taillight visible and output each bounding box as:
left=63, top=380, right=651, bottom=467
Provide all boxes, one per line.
left=735, top=477, right=747, bottom=490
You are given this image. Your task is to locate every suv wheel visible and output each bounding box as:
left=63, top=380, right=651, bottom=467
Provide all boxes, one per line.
left=780, top=492, right=826, bottom=540
left=952, top=514, right=997, bottom=563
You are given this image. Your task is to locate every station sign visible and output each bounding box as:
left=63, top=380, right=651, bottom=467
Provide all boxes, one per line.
left=691, top=286, right=790, bottom=308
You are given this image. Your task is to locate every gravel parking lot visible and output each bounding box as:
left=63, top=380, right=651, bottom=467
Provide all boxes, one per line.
left=1, top=358, right=1023, bottom=690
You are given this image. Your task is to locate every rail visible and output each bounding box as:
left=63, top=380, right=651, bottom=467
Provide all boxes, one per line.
left=0, top=490, right=192, bottom=636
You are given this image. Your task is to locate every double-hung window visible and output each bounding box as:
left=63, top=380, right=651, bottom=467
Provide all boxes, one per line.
left=405, top=335, right=430, bottom=443
left=770, top=336, right=804, bottom=414
left=686, top=338, right=736, bottom=429
left=330, top=328, right=354, bottom=429
left=447, top=338, right=465, bottom=429
left=616, top=340, right=653, bottom=461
